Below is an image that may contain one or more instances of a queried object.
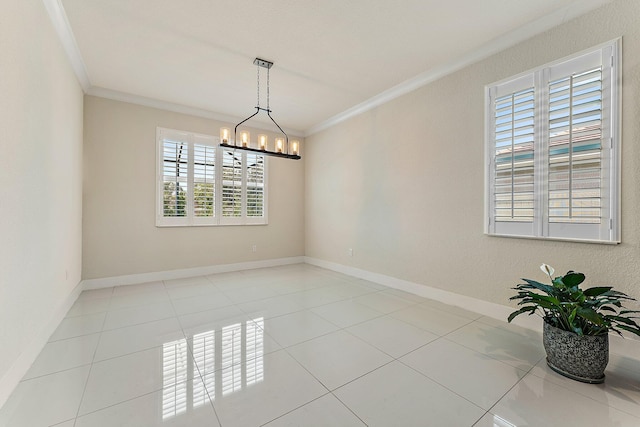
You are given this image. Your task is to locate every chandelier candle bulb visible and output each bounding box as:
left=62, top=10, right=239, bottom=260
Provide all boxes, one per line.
left=259, top=134, right=267, bottom=151
left=275, top=138, right=284, bottom=153
left=220, top=127, right=230, bottom=144
left=241, top=131, right=250, bottom=148
left=291, top=140, right=299, bottom=156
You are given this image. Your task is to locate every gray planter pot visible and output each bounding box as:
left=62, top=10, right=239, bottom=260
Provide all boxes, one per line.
left=543, top=320, right=608, bottom=384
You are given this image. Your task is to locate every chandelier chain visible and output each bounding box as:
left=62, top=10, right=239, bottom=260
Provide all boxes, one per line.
left=256, top=64, right=260, bottom=108
left=267, top=67, right=270, bottom=110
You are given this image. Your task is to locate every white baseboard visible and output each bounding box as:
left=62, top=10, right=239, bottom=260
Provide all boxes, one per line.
left=82, top=256, right=306, bottom=290
left=305, top=257, right=540, bottom=333
left=304, top=257, right=640, bottom=354
left=0, top=280, right=83, bottom=408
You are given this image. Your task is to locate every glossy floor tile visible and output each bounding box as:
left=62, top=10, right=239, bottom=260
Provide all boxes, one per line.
left=334, top=361, right=486, bottom=427
left=0, top=366, right=90, bottom=426
left=236, top=294, right=305, bottom=320
left=2, top=263, right=640, bottom=427
left=49, top=312, right=106, bottom=341
left=287, top=330, right=392, bottom=390
left=390, top=304, right=473, bottom=335
left=346, top=314, right=439, bottom=358
left=102, top=300, right=176, bottom=330
left=75, top=377, right=220, bottom=427
left=23, top=333, right=100, bottom=380
left=205, top=350, right=327, bottom=426
left=445, top=320, right=546, bottom=370
left=400, top=338, right=527, bottom=410
left=93, top=317, right=184, bottom=361
left=488, top=373, right=640, bottom=426
left=79, top=346, right=191, bottom=416
left=310, top=299, right=383, bottom=328
left=263, top=393, right=366, bottom=426
left=261, top=310, right=339, bottom=347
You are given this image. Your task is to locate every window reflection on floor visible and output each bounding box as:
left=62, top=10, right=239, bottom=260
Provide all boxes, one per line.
left=221, top=322, right=242, bottom=395
left=493, top=414, right=516, bottom=427
left=192, top=329, right=215, bottom=408
left=246, top=318, right=264, bottom=386
left=162, top=317, right=265, bottom=420
left=162, top=338, right=189, bottom=419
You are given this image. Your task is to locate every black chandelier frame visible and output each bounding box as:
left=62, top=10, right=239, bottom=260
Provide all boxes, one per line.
left=219, top=58, right=301, bottom=160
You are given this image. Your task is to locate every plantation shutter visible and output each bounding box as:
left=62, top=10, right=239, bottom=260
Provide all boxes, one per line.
left=246, top=153, right=265, bottom=220
left=192, top=138, right=215, bottom=221
left=157, top=127, right=268, bottom=227
left=222, top=149, right=243, bottom=219
left=489, top=74, right=537, bottom=237
left=545, top=48, right=614, bottom=241
left=486, top=41, right=619, bottom=243
left=160, top=130, right=189, bottom=224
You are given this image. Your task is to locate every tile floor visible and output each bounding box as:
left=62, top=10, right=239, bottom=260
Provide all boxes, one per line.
left=1, top=264, right=639, bottom=426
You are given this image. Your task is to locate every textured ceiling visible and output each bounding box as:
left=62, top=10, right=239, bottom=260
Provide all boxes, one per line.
left=59, top=0, right=611, bottom=134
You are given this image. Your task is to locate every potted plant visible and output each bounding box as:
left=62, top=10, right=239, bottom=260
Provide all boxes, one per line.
left=508, top=264, right=640, bottom=384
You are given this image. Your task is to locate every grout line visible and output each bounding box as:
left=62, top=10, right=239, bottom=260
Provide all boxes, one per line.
left=330, top=392, right=370, bottom=427
left=470, top=412, right=491, bottom=427
left=72, top=297, right=111, bottom=426
left=483, top=361, right=540, bottom=417
left=256, top=392, right=334, bottom=426
left=395, top=358, right=487, bottom=414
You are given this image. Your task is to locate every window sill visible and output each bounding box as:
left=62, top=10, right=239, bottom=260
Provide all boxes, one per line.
left=485, top=232, right=620, bottom=246
left=155, top=222, right=268, bottom=228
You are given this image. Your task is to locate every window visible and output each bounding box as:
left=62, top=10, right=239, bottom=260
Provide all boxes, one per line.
left=156, top=127, right=267, bottom=226
left=485, top=40, right=620, bottom=243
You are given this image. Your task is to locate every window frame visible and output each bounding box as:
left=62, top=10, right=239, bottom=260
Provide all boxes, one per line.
left=484, top=39, right=621, bottom=244
left=156, top=127, right=268, bottom=227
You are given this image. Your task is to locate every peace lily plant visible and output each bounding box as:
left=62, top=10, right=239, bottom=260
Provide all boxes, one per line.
left=508, top=264, right=640, bottom=337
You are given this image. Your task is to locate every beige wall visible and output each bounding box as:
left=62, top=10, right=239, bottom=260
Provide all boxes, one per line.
left=305, top=0, right=640, bottom=308
left=0, top=0, right=84, bottom=398
left=83, top=96, right=305, bottom=279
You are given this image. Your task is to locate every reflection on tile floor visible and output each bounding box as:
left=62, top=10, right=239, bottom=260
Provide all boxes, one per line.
left=1, top=263, right=639, bottom=426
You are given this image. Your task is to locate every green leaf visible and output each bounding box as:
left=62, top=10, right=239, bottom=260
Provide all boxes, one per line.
left=562, top=272, right=585, bottom=287
left=619, top=310, right=640, bottom=316
left=602, top=290, right=636, bottom=300
left=507, top=306, right=537, bottom=323
left=552, top=277, right=565, bottom=289
left=577, top=308, right=604, bottom=325
left=583, top=286, right=613, bottom=297
left=614, top=324, right=640, bottom=337
left=608, top=316, right=640, bottom=327
left=521, top=279, right=555, bottom=295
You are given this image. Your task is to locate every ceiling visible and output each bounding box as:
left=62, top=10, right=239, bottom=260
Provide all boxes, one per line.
left=54, top=0, right=612, bottom=135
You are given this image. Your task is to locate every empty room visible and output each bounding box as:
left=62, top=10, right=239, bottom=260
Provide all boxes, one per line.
left=2, top=0, right=640, bottom=426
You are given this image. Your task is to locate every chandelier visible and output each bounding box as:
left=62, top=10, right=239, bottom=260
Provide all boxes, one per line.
left=219, top=58, right=300, bottom=160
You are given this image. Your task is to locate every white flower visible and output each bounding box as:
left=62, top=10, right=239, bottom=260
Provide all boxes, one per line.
left=540, top=263, right=555, bottom=278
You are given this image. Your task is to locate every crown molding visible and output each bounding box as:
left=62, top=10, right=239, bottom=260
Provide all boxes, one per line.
left=41, top=0, right=90, bottom=91
left=87, top=86, right=305, bottom=137
left=305, top=0, right=612, bottom=136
